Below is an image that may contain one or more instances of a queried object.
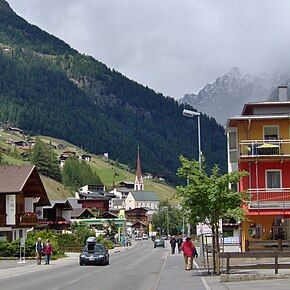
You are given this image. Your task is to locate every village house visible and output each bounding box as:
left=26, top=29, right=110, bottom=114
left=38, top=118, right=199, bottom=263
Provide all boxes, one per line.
left=227, top=85, right=290, bottom=251
left=125, top=191, right=159, bottom=213
left=0, top=165, right=50, bottom=241
left=71, top=208, right=95, bottom=220
left=80, top=154, right=92, bottom=162
left=42, top=200, right=72, bottom=232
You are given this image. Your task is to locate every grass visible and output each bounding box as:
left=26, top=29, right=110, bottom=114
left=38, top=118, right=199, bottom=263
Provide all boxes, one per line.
left=0, top=131, right=177, bottom=202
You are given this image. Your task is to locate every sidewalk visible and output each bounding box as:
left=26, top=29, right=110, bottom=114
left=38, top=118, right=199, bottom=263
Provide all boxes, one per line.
left=156, top=250, right=208, bottom=290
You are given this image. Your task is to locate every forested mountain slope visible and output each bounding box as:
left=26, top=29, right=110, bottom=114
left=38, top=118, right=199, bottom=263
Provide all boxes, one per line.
left=0, top=0, right=226, bottom=183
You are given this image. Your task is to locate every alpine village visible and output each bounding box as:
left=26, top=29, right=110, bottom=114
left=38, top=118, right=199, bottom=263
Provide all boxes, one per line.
left=1, top=0, right=290, bottom=289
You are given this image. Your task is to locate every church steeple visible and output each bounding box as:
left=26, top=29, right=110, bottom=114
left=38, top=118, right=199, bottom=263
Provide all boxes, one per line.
left=134, top=146, right=144, bottom=191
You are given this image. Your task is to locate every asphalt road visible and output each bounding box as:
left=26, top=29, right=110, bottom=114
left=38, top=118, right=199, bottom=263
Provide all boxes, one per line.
left=0, top=240, right=172, bottom=290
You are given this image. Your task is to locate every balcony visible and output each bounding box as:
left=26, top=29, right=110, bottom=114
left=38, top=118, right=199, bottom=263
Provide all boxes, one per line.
left=17, top=212, right=38, bottom=226
left=249, top=188, right=290, bottom=210
left=239, top=139, right=290, bottom=158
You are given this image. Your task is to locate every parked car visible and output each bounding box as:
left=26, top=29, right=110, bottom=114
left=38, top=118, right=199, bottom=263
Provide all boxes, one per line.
left=142, top=234, right=149, bottom=240
left=79, top=238, right=109, bottom=266
left=154, top=238, right=165, bottom=248
left=135, top=235, right=142, bottom=241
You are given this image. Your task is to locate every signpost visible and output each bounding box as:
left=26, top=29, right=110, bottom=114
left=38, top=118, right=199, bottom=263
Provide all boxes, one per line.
left=18, top=237, right=26, bottom=264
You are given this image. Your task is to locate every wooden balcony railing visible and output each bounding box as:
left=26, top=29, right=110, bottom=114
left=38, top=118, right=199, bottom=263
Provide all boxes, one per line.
left=17, top=212, right=38, bottom=226
left=249, top=188, right=290, bottom=210
left=239, top=139, right=290, bottom=158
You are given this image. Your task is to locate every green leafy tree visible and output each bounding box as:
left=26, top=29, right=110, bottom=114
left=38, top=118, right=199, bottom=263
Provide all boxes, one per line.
left=177, top=156, right=248, bottom=273
left=62, top=156, right=102, bottom=192
left=152, top=200, right=183, bottom=236
left=70, top=222, right=95, bottom=245
left=30, top=138, right=61, bottom=181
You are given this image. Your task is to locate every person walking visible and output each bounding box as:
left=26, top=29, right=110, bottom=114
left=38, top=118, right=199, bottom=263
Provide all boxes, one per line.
left=35, top=237, right=43, bottom=265
left=176, top=236, right=183, bottom=253
left=170, top=236, right=177, bottom=254
left=181, top=237, right=194, bottom=270
left=43, top=239, right=53, bottom=265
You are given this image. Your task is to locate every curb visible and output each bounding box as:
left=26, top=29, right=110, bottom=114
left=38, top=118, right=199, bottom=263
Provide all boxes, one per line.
left=221, top=273, right=290, bottom=283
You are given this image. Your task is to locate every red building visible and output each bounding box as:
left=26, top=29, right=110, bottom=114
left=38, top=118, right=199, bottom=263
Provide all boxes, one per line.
left=227, top=86, right=290, bottom=251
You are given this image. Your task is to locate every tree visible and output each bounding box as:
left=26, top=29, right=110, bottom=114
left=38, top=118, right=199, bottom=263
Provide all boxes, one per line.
left=30, top=138, right=61, bottom=181
left=176, top=156, right=248, bottom=273
left=62, top=156, right=102, bottom=192
left=152, top=200, right=184, bottom=236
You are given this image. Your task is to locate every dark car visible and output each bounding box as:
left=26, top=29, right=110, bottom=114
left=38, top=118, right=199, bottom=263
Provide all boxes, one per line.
left=154, top=238, right=165, bottom=248
left=79, top=243, right=109, bottom=266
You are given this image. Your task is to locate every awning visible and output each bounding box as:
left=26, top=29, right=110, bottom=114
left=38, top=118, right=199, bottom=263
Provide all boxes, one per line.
left=257, top=143, right=279, bottom=149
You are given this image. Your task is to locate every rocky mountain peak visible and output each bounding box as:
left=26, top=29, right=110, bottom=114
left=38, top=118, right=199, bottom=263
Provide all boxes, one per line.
left=179, top=67, right=287, bottom=125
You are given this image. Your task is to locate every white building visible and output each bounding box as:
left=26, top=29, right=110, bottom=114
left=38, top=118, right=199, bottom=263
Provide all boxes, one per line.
left=125, top=191, right=159, bottom=212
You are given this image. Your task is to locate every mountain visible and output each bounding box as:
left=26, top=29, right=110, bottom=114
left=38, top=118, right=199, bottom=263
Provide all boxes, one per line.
left=179, top=67, right=286, bottom=125
left=0, top=1, right=227, bottom=183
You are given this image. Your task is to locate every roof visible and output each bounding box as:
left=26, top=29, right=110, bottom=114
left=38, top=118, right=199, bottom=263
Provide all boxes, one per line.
left=0, top=165, right=35, bottom=193
left=130, top=191, right=159, bottom=201
left=78, top=192, right=109, bottom=200
left=112, top=199, right=124, bottom=206
left=43, top=200, right=72, bottom=210
left=67, top=197, right=82, bottom=209
left=71, top=208, right=93, bottom=218
left=242, top=101, right=290, bottom=115
left=135, top=147, right=142, bottom=183
left=227, top=114, right=290, bottom=128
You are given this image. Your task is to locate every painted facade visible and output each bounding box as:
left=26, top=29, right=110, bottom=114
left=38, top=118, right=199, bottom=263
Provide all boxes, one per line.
left=227, top=92, right=290, bottom=251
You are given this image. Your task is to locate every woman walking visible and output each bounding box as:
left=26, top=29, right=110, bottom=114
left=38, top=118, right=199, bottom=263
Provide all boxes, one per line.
left=43, top=239, right=53, bottom=265
left=181, top=237, right=194, bottom=270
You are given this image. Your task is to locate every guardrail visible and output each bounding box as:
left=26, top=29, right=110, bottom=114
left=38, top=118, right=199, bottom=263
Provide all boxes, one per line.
left=249, top=188, right=290, bottom=209
left=239, top=139, right=290, bottom=157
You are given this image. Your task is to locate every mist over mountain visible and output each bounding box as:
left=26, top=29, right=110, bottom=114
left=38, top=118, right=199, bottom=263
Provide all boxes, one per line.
left=180, top=67, right=287, bottom=125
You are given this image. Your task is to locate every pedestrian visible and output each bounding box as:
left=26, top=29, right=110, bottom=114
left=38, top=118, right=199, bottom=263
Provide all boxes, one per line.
left=169, top=235, right=177, bottom=254
left=176, top=235, right=183, bottom=253
left=43, top=239, right=53, bottom=265
left=181, top=237, right=194, bottom=270
left=35, top=237, right=43, bottom=265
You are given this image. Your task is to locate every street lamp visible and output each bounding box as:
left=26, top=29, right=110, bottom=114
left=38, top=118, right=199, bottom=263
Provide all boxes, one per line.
left=183, top=108, right=204, bottom=259
left=182, top=109, right=202, bottom=168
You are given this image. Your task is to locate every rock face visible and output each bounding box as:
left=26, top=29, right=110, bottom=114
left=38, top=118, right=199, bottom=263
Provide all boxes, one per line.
left=179, top=67, right=287, bottom=125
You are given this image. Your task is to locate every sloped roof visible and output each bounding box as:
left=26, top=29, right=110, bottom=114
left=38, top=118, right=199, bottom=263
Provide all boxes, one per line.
left=0, top=165, right=35, bottom=193
left=0, top=165, right=50, bottom=206
left=71, top=208, right=93, bottom=218
left=131, top=191, right=159, bottom=201
left=43, top=200, right=72, bottom=210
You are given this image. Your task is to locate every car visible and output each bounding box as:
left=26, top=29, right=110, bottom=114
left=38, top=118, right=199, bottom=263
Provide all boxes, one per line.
left=79, top=242, right=109, bottom=266
left=154, top=238, right=165, bottom=248
left=142, top=234, right=149, bottom=240
left=135, top=236, right=142, bottom=241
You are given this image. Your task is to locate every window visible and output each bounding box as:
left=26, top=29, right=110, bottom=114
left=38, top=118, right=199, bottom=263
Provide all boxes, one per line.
left=228, top=131, right=237, bottom=150
left=264, top=126, right=279, bottom=140
left=229, top=151, right=237, bottom=163
left=266, top=170, right=281, bottom=189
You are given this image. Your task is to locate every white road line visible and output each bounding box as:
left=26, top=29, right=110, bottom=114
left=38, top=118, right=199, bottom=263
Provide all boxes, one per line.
left=152, top=249, right=170, bottom=290
left=193, top=260, right=211, bottom=290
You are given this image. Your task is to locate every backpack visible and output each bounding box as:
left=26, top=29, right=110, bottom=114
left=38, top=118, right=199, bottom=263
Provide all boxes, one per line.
left=192, top=246, right=198, bottom=258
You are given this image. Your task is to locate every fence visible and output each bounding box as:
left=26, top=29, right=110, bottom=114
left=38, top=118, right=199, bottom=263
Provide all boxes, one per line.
left=218, top=251, right=290, bottom=275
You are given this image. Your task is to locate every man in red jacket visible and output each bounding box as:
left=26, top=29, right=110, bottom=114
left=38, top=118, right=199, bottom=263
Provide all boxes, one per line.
left=181, top=237, right=195, bottom=270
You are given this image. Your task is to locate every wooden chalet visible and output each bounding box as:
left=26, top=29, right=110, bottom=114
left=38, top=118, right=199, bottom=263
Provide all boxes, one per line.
left=0, top=165, right=50, bottom=241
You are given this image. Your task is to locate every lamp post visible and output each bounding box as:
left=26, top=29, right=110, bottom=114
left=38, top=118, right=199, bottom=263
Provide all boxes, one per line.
left=163, top=206, right=169, bottom=238
left=182, top=108, right=204, bottom=259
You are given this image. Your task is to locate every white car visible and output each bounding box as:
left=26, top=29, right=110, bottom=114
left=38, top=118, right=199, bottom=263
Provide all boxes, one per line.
left=135, top=236, right=142, bottom=241
left=142, top=234, right=149, bottom=240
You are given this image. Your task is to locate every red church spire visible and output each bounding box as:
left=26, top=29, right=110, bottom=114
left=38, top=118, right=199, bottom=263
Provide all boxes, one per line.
left=135, top=146, right=144, bottom=190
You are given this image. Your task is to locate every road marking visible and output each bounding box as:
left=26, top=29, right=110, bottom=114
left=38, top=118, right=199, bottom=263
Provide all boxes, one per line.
left=193, top=260, right=211, bottom=290
left=152, top=249, right=169, bottom=290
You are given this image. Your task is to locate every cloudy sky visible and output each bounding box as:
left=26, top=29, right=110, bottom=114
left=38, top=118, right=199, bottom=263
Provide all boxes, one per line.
left=7, top=0, right=290, bottom=98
